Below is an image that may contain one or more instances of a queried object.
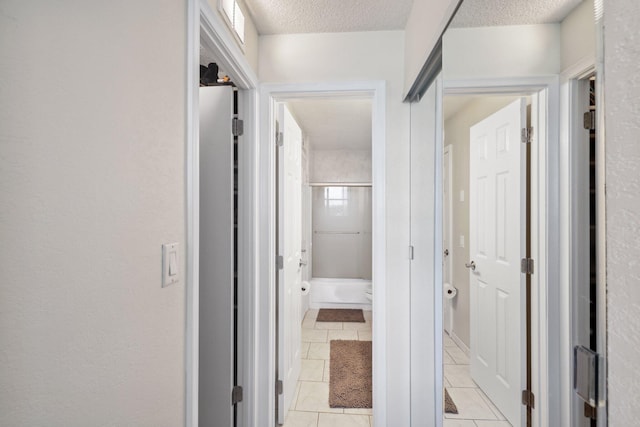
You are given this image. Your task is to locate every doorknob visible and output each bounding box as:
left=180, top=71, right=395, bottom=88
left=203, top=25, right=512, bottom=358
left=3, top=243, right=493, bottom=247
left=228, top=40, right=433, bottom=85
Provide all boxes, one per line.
left=444, top=249, right=449, bottom=257
left=465, top=261, right=476, bottom=271
left=299, top=259, right=307, bottom=267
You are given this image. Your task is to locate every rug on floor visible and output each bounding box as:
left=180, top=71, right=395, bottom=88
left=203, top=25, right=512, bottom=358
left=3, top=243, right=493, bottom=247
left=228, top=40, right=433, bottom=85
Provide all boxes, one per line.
left=329, top=340, right=372, bottom=408
left=317, top=308, right=365, bottom=323
left=444, top=388, right=458, bottom=414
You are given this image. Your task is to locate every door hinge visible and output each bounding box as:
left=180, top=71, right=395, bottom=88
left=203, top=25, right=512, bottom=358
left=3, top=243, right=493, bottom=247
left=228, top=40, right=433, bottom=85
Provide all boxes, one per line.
left=583, top=111, right=596, bottom=130
left=522, top=390, right=535, bottom=408
left=232, top=118, right=244, bottom=137
left=584, top=402, right=598, bottom=420
left=521, top=127, right=533, bottom=144
left=276, top=131, right=284, bottom=147
left=409, top=245, right=414, bottom=260
left=276, top=255, right=284, bottom=270
left=232, top=385, right=243, bottom=404
left=276, top=379, right=283, bottom=395
left=521, top=258, right=534, bottom=274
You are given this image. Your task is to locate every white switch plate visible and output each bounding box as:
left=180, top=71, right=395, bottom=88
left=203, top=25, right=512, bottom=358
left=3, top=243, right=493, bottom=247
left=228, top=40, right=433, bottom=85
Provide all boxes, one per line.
left=459, top=190, right=465, bottom=202
left=459, top=235, right=465, bottom=248
left=162, top=243, right=179, bottom=287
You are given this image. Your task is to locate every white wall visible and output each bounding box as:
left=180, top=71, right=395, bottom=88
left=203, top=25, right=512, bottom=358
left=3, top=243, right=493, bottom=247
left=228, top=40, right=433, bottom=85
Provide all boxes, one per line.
left=0, top=1, right=186, bottom=425
left=443, top=96, right=519, bottom=348
left=310, top=149, right=372, bottom=183
left=604, top=0, right=640, bottom=423
left=259, top=30, right=412, bottom=424
left=560, top=0, right=596, bottom=73
left=404, top=0, right=459, bottom=95
left=443, top=24, right=562, bottom=79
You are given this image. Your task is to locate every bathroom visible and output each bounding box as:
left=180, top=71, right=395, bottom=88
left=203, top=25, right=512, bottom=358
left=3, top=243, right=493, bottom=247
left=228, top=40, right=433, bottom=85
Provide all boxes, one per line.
left=280, top=96, right=374, bottom=426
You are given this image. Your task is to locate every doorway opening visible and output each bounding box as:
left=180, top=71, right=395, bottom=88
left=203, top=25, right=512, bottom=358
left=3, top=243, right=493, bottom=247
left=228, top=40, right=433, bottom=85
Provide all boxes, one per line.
left=276, top=97, right=374, bottom=426
left=258, top=81, right=387, bottom=427
left=440, top=85, right=553, bottom=427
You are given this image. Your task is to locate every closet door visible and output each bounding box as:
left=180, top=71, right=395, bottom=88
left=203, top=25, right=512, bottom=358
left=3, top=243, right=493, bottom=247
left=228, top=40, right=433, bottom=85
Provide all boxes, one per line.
left=199, top=86, right=234, bottom=427
left=409, top=76, right=443, bottom=425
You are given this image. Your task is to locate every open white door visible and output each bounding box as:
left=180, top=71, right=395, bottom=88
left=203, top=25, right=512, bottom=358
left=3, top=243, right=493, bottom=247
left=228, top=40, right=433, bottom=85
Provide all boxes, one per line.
left=469, top=98, right=526, bottom=427
left=443, top=144, right=453, bottom=334
left=276, top=104, right=303, bottom=425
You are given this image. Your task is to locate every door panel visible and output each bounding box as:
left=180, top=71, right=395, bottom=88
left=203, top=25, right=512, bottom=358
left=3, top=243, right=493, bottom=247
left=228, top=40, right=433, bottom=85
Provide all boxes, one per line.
left=199, top=86, right=234, bottom=427
left=469, top=98, right=526, bottom=427
left=277, top=105, right=302, bottom=425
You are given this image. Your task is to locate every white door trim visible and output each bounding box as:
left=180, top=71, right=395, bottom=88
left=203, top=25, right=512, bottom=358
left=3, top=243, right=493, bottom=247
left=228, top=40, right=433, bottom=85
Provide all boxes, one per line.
left=186, top=1, right=259, bottom=425
left=440, top=76, right=561, bottom=427
left=443, top=144, right=453, bottom=334
left=258, top=81, right=387, bottom=426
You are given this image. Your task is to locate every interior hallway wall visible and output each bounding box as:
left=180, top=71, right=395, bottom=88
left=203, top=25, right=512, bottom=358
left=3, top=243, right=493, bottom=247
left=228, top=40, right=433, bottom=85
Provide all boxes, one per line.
left=259, top=30, right=411, bottom=424
left=604, top=0, right=640, bottom=423
left=310, top=149, right=372, bottom=183
left=560, top=0, right=595, bottom=72
left=443, top=96, right=519, bottom=348
left=0, top=1, right=186, bottom=425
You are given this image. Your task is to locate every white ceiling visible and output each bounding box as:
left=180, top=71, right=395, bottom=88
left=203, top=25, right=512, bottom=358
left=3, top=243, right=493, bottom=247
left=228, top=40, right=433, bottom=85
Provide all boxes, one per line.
left=450, top=0, right=583, bottom=27
left=286, top=98, right=372, bottom=151
left=243, top=0, right=414, bottom=35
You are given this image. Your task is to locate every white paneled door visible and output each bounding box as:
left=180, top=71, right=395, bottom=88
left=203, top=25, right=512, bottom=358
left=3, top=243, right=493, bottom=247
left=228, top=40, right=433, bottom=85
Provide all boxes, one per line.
left=469, top=99, right=526, bottom=427
left=277, top=105, right=303, bottom=425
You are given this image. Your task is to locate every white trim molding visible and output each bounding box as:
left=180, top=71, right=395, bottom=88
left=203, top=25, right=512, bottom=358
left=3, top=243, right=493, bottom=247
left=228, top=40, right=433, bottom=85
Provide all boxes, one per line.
left=258, top=81, right=387, bottom=426
left=186, top=1, right=258, bottom=425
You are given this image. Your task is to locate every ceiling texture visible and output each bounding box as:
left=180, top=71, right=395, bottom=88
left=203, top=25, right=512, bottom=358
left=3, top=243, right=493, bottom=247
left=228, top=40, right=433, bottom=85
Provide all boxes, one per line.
left=243, top=0, right=414, bottom=34
left=450, top=0, right=583, bottom=27
left=286, top=98, right=372, bottom=151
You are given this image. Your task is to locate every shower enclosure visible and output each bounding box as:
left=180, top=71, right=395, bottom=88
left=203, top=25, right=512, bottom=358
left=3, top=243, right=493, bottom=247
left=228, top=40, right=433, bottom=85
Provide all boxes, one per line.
left=309, top=185, right=372, bottom=309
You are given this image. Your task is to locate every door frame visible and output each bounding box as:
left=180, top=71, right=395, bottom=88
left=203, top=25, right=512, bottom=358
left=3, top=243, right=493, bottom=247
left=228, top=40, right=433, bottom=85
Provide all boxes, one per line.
left=186, top=1, right=259, bottom=426
left=259, top=81, right=387, bottom=426
left=442, top=143, right=453, bottom=335
left=438, top=76, right=560, bottom=426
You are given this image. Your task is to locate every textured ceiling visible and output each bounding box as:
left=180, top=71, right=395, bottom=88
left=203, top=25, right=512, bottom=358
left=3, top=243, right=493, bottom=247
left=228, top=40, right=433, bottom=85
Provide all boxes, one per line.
left=450, top=0, right=583, bottom=27
left=286, top=98, right=372, bottom=151
left=243, top=0, right=414, bottom=35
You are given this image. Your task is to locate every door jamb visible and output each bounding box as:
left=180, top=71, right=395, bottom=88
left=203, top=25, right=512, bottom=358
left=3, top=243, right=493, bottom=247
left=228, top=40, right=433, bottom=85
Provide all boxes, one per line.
left=440, top=76, right=560, bottom=427
left=442, top=143, right=453, bottom=335
left=186, top=1, right=259, bottom=425
left=259, top=81, right=387, bottom=426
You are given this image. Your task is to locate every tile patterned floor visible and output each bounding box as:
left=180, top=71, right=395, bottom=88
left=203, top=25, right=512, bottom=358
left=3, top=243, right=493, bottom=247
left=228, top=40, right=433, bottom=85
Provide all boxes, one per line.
left=444, top=333, right=512, bottom=427
left=283, top=309, right=373, bottom=427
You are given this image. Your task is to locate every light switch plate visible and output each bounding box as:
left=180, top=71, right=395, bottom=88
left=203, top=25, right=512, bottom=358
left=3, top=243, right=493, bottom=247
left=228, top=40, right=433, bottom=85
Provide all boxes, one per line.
left=459, top=235, right=465, bottom=248
left=459, top=190, right=465, bottom=202
left=162, top=243, right=179, bottom=287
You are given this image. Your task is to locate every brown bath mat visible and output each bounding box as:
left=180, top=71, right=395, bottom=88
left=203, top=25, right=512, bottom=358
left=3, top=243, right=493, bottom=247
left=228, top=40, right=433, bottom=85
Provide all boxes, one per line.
left=317, top=308, right=365, bottom=323
left=444, top=388, right=458, bottom=414
left=329, top=340, right=372, bottom=408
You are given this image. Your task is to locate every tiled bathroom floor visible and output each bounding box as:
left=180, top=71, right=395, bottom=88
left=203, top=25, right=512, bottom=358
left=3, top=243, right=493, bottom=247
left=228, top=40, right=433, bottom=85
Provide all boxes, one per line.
left=283, top=308, right=373, bottom=427
left=444, top=333, right=512, bottom=427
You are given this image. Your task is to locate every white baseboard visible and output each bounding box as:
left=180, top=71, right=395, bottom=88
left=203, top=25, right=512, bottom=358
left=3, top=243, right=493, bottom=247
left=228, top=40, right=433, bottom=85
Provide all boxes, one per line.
left=309, top=302, right=372, bottom=310
left=450, top=331, right=470, bottom=356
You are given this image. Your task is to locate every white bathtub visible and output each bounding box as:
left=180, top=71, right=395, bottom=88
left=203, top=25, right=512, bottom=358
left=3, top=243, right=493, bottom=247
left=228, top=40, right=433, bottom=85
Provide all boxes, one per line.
left=309, top=277, right=372, bottom=310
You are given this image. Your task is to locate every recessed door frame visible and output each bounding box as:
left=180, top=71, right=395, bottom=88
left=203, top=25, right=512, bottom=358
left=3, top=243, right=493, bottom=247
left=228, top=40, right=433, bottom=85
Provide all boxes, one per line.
left=259, top=81, right=386, bottom=426
left=186, top=1, right=259, bottom=425
left=439, top=76, right=560, bottom=427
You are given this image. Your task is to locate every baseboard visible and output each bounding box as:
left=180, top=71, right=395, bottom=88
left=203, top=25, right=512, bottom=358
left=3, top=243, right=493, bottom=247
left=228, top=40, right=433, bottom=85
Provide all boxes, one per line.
left=450, top=331, right=470, bottom=356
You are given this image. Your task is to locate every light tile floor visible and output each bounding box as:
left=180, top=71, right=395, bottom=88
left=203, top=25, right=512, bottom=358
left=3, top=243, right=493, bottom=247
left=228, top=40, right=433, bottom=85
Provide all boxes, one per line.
left=444, top=333, right=512, bottom=427
left=283, top=309, right=373, bottom=427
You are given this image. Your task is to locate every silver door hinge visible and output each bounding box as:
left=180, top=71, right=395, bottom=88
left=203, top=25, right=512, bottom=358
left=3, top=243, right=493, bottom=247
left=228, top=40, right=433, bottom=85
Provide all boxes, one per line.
left=522, top=390, right=535, bottom=408
left=521, top=127, right=533, bottom=144
left=277, top=132, right=284, bottom=147
left=409, top=245, right=414, bottom=260
left=583, top=111, right=596, bottom=130
left=521, top=258, right=534, bottom=274
left=232, top=385, right=243, bottom=404
left=276, top=380, right=283, bottom=395
left=232, top=118, right=244, bottom=137
left=276, top=255, right=284, bottom=270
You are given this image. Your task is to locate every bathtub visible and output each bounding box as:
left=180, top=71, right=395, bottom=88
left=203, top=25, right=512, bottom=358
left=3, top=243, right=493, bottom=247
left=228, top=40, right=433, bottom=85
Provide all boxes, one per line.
left=309, top=277, right=372, bottom=310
